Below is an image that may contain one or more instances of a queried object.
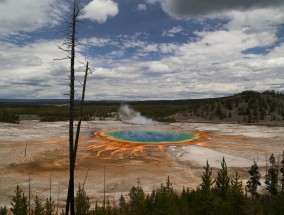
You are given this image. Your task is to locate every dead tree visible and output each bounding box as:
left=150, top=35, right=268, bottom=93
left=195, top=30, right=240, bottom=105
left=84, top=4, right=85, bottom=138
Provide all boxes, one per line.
left=56, top=1, right=91, bottom=214
left=66, top=1, right=80, bottom=214
left=65, top=60, right=91, bottom=215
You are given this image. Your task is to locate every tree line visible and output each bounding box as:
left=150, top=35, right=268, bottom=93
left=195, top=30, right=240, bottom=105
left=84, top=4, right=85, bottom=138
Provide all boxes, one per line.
left=184, top=90, right=284, bottom=123
left=0, top=104, right=184, bottom=124
left=1, top=90, right=283, bottom=124
left=1, top=152, right=284, bottom=215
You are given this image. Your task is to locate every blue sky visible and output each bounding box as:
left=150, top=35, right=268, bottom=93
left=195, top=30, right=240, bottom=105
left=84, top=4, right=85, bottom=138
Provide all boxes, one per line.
left=0, top=0, right=284, bottom=100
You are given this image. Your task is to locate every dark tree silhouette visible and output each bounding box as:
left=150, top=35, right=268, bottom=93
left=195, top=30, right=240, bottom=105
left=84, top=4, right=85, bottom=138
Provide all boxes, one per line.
left=280, top=151, right=284, bottom=192
left=75, top=185, right=90, bottom=215
left=10, top=185, right=28, bottom=215
left=59, top=1, right=92, bottom=214
left=265, top=153, right=279, bottom=195
left=215, top=157, right=230, bottom=197
left=200, top=160, right=214, bottom=193
left=198, top=160, right=215, bottom=215
left=32, top=196, right=44, bottom=215
left=246, top=161, right=261, bottom=201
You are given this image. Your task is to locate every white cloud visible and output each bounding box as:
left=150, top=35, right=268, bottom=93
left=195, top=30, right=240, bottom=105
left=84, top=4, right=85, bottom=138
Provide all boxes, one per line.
left=71, top=21, right=284, bottom=99
left=147, top=61, right=170, bottom=73
left=80, top=37, right=119, bottom=48
left=80, top=0, right=119, bottom=23
left=158, top=43, right=179, bottom=53
left=224, top=8, right=284, bottom=34
left=146, top=0, right=159, bottom=4
left=143, top=44, right=159, bottom=52
left=0, top=0, right=67, bottom=37
left=1, top=1, right=283, bottom=100
left=0, top=38, right=92, bottom=99
left=163, top=27, right=282, bottom=94
left=162, top=26, right=183, bottom=37
left=137, top=4, right=147, bottom=11
left=123, top=40, right=145, bottom=49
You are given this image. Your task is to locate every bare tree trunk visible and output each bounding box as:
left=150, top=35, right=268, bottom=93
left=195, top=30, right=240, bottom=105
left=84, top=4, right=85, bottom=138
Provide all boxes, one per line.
left=104, top=165, right=106, bottom=209
left=74, top=62, right=89, bottom=162
left=56, top=187, right=60, bottom=215
left=66, top=1, right=78, bottom=215
left=66, top=61, right=90, bottom=213
left=28, top=174, right=31, bottom=215
left=62, top=1, right=91, bottom=214
left=82, top=168, right=89, bottom=189
left=66, top=62, right=90, bottom=214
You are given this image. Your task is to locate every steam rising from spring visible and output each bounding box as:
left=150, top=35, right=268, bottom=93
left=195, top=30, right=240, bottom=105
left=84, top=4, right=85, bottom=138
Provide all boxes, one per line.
left=118, top=104, right=158, bottom=125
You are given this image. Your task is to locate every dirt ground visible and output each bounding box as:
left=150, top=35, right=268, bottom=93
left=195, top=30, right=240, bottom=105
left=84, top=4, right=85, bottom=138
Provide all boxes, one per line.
left=0, top=120, right=283, bottom=208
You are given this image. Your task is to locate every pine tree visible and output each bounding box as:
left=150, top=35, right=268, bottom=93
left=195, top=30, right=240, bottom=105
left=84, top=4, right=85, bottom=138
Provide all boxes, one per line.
left=44, top=197, right=55, bottom=215
left=91, top=201, right=103, bottom=215
left=215, top=157, right=230, bottom=197
left=0, top=206, right=8, bottom=215
left=165, top=175, right=173, bottom=195
left=179, top=187, right=190, bottom=215
left=32, top=195, right=44, bottom=215
left=265, top=153, right=279, bottom=195
left=119, top=194, right=127, bottom=212
left=215, top=102, right=223, bottom=119
left=153, top=181, right=177, bottom=215
left=157, top=176, right=178, bottom=215
left=75, top=184, right=90, bottom=215
left=129, top=185, right=145, bottom=214
left=200, top=160, right=214, bottom=193
left=145, top=189, right=156, bottom=214
left=279, top=151, right=284, bottom=192
left=231, top=171, right=243, bottom=192
left=195, top=161, right=215, bottom=215
left=247, top=161, right=261, bottom=201
left=10, top=185, right=28, bottom=215
left=105, top=199, right=112, bottom=215
left=229, top=171, right=248, bottom=215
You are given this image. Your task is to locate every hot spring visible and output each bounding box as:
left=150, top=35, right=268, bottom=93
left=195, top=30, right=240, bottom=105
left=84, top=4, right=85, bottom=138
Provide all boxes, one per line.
left=90, top=129, right=207, bottom=157
left=104, top=130, right=196, bottom=144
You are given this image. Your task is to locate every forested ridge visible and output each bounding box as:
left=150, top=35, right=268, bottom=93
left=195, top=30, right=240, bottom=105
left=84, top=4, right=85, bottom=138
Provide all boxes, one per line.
left=174, top=90, right=284, bottom=123
left=1, top=153, right=284, bottom=215
left=0, top=90, right=283, bottom=124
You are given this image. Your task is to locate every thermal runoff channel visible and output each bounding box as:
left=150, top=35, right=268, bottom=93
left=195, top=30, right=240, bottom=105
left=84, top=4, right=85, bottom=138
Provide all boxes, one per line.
left=105, top=130, right=196, bottom=143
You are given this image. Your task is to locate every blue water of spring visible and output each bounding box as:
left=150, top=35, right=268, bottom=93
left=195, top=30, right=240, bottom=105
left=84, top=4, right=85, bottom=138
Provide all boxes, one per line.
left=105, top=130, right=195, bottom=143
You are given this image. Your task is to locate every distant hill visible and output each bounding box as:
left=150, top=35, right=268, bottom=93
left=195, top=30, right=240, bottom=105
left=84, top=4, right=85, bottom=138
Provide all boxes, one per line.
left=0, top=98, right=206, bottom=123
left=0, top=99, right=70, bottom=106
left=0, top=98, right=206, bottom=106
left=168, top=90, right=284, bottom=125
left=0, top=90, right=283, bottom=125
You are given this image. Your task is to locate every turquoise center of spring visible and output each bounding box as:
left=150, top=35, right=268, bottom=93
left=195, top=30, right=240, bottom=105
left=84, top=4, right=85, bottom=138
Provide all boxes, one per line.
left=105, top=130, right=195, bottom=143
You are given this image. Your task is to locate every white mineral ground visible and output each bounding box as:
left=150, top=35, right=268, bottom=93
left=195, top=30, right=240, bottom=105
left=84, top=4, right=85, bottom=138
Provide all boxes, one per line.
left=0, top=121, right=283, bottom=208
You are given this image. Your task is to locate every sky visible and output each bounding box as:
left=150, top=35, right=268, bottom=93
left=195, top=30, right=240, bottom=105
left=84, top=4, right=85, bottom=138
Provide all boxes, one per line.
left=0, top=0, right=284, bottom=100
